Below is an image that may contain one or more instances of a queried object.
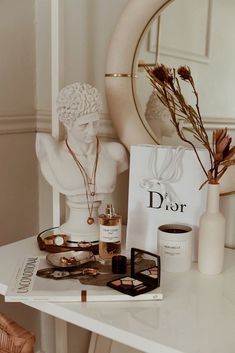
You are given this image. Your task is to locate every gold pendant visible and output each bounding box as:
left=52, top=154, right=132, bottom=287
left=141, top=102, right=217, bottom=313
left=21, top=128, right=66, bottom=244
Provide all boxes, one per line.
left=87, top=217, right=94, bottom=225
left=90, top=191, right=95, bottom=196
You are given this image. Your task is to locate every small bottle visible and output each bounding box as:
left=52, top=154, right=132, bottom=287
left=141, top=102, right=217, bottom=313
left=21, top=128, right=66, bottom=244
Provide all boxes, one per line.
left=99, top=204, right=122, bottom=261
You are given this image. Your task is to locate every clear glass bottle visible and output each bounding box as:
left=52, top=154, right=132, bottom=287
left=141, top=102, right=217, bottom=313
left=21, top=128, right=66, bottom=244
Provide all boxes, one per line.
left=99, top=204, right=122, bottom=261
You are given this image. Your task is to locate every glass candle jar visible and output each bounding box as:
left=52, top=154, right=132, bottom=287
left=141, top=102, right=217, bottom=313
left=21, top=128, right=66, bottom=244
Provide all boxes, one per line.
left=157, top=224, right=192, bottom=272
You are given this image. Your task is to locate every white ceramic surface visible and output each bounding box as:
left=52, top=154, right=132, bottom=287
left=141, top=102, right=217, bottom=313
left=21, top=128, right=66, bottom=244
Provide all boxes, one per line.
left=198, top=184, right=226, bottom=275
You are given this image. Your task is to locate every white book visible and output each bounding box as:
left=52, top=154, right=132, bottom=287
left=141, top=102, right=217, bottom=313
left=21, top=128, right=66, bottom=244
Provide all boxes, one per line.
left=5, top=256, right=163, bottom=302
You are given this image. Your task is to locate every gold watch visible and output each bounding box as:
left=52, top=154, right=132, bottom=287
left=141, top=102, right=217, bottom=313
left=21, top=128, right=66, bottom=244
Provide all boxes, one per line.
left=44, top=234, right=68, bottom=246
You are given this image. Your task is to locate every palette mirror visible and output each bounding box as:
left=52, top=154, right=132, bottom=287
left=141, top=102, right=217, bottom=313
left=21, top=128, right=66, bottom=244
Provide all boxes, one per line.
left=131, top=248, right=161, bottom=283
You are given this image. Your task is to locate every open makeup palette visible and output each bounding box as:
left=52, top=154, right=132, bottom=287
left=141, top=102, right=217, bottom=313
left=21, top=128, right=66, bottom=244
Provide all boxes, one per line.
left=107, top=248, right=161, bottom=296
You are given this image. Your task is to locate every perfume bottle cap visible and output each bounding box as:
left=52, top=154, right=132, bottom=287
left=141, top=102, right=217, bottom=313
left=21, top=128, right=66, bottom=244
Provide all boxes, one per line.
left=112, top=255, right=127, bottom=274
left=106, top=204, right=115, bottom=217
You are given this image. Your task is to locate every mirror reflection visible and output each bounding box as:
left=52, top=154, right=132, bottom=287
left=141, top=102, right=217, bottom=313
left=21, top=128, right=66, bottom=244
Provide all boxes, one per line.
left=132, top=248, right=160, bottom=283
left=133, top=0, right=235, bottom=145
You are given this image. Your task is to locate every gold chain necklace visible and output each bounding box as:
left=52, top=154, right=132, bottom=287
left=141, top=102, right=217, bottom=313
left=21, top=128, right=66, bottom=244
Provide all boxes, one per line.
left=65, top=137, right=100, bottom=225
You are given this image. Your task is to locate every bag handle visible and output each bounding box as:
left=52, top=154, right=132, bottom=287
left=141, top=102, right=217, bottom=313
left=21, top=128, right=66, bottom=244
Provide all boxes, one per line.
left=140, top=146, right=186, bottom=204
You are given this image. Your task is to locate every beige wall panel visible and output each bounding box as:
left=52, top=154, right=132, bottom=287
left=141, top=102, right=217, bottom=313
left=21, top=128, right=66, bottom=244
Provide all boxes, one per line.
left=0, top=0, right=35, bottom=115
left=0, top=133, right=38, bottom=245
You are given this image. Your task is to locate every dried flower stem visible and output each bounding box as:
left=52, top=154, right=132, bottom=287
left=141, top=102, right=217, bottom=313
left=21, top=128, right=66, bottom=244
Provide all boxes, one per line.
left=145, top=64, right=235, bottom=186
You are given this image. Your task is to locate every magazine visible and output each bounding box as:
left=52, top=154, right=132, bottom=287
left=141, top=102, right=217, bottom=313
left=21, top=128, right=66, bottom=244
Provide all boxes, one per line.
left=5, top=256, right=163, bottom=302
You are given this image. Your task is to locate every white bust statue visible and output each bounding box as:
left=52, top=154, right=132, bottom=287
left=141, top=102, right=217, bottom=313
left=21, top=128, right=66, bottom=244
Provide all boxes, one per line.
left=145, top=90, right=175, bottom=142
left=36, top=82, right=128, bottom=242
left=145, top=90, right=196, bottom=146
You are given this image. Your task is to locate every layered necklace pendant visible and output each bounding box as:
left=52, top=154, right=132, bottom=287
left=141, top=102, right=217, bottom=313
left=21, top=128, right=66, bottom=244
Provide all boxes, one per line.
left=66, top=138, right=100, bottom=225
left=87, top=217, right=95, bottom=225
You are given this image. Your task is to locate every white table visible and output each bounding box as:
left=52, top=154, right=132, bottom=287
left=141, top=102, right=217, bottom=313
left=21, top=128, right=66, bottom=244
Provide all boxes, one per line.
left=0, top=237, right=235, bottom=353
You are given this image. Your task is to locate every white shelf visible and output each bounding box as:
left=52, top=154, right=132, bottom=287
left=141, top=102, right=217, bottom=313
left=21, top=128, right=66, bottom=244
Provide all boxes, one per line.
left=0, top=237, right=235, bottom=353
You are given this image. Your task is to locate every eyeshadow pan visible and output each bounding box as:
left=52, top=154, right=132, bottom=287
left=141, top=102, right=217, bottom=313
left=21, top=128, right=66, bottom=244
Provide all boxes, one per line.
left=140, top=266, right=158, bottom=278
left=150, top=270, right=158, bottom=275
left=121, top=279, right=133, bottom=286
left=122, top=277, right=133, bottom=281
left=140, top=270, right=150, bottom=275
left=133, top=279, right=142, bottom=286
left=135, top=285, right=147, bottom=291
left=112, top=279, right=121, bottom=286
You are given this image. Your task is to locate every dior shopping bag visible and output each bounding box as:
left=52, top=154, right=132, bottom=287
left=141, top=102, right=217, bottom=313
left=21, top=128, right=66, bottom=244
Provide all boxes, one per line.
left=126, top=144, right=210, bottom=260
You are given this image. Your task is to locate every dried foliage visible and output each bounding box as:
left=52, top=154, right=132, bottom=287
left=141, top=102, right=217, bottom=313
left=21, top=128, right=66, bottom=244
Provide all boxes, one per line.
left=145, top=64, right=235, bottom=186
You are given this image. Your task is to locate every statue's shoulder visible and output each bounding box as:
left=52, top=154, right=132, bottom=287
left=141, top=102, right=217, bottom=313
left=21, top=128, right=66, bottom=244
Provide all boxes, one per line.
left=101, top=141, right=126, bottom=160
left=102, top=141, right=129, bottom=173
left=36, top=133, right=63, bottom=160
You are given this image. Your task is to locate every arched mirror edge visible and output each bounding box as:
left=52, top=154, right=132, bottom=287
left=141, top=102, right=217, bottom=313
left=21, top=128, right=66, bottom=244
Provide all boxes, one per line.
left=131, top=0, right=175, bottom=146
left=105, top=0, right=173, bottom=150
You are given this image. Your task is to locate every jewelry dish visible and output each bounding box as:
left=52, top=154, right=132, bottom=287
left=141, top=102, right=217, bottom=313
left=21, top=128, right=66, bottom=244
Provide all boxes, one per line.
left=46, top=250, right=96, bottom=268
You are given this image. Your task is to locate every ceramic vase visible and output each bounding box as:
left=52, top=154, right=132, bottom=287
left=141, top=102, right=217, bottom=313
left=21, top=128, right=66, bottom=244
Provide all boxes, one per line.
left=198, top=183, right=225, bottom=275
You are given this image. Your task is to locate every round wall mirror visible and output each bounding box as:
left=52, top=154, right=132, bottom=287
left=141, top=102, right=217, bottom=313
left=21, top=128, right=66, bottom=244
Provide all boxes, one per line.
left=105, top=0, right=235, bottom=149
left=105, top=0, right=173, bottom=149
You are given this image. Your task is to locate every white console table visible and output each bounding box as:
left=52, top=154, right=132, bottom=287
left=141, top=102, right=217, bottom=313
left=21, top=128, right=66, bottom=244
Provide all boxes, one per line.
left=0, top=237, right=235, bottom=353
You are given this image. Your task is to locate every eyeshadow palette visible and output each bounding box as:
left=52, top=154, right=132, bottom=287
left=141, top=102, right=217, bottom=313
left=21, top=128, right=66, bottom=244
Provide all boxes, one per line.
left=107, top=248, right=161, bottom=297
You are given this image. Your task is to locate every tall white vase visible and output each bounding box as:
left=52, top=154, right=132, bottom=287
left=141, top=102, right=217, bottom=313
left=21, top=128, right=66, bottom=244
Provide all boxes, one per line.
left=198, top=183, right=225, bottom=275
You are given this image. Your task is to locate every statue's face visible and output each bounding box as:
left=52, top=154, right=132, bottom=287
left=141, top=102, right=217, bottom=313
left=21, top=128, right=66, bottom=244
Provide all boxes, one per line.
left=68, top=113, right=100, bottom=143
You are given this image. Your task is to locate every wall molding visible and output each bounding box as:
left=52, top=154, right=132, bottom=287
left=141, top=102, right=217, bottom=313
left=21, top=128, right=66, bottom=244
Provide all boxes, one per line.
left=203, top=117, right=235, bottom=131
left=36, top=110, right=52, bottom=132
left=36, top=110, right=118, bottom=138
left=99, top=114, right=117, bottom=139
left=0, top=114, right=36, bottom=134
left=0, top=112, right=235, bottom=137
left=149, top=0, right=213, bottom=64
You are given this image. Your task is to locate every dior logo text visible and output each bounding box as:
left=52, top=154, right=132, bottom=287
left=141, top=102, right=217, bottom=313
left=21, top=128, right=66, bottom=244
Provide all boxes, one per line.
left=148, top=191, right=186, bottom=212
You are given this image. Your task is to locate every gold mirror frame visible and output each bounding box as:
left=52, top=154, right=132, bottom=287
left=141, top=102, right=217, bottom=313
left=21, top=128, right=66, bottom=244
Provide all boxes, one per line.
left=105, top=0, right=173, bottom=150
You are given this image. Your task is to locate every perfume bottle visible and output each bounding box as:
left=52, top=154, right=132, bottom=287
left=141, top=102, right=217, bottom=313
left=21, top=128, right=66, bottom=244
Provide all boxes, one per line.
left=99, top=204, right=122, bottom=261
